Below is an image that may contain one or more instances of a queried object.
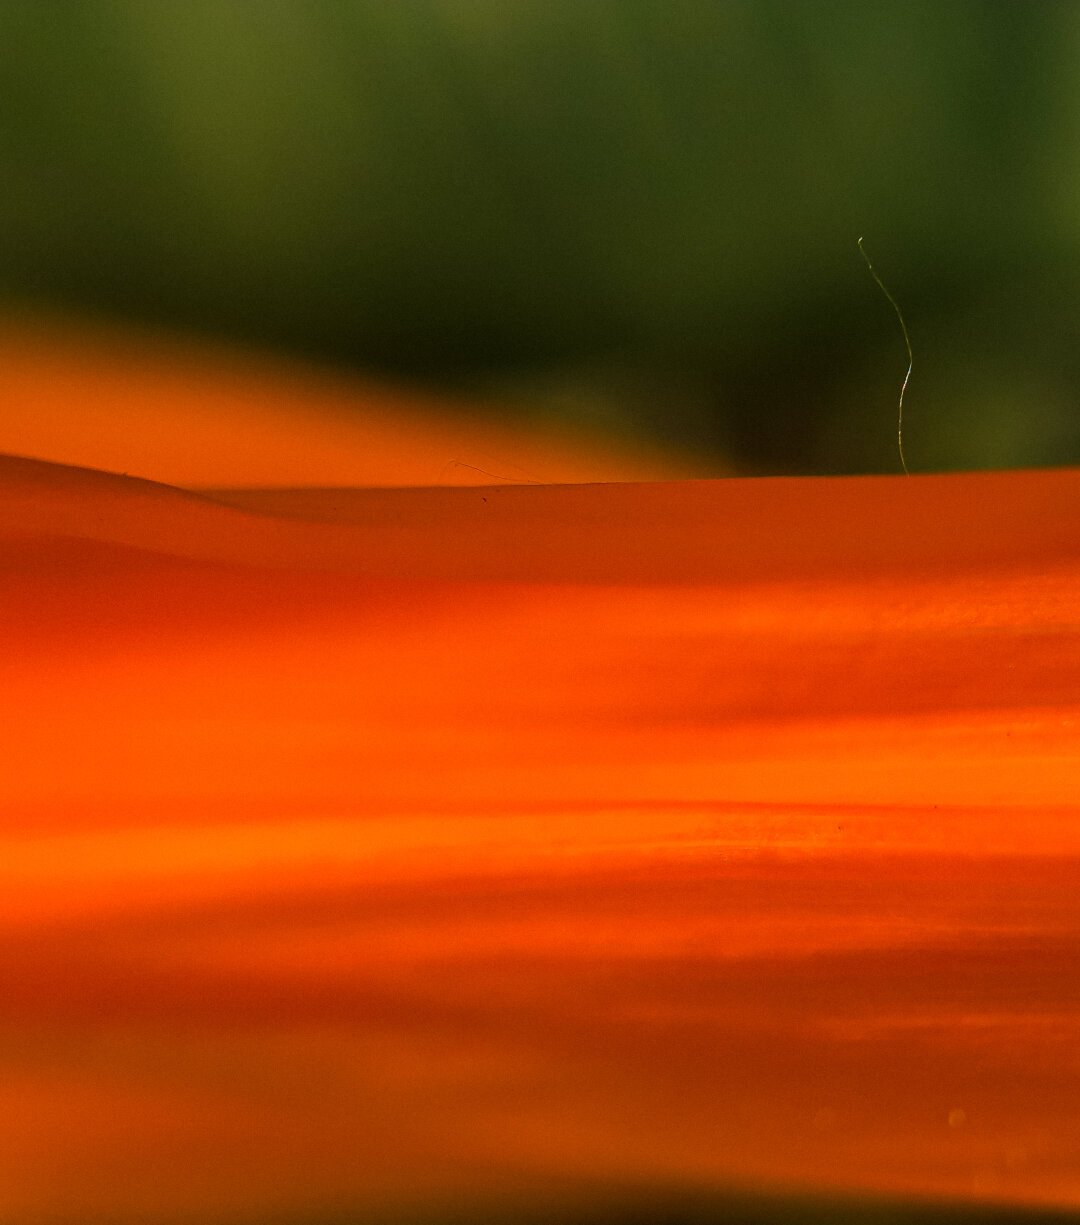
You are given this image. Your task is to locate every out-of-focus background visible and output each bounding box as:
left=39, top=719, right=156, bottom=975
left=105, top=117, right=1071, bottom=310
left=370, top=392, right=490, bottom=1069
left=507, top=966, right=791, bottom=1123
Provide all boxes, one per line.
left=1, top=0, right=1078, bottom=476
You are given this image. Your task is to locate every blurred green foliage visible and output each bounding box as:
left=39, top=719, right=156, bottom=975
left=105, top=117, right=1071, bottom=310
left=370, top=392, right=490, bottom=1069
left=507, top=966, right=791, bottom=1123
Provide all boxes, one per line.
left=2, top=0, right=1079, bottom=473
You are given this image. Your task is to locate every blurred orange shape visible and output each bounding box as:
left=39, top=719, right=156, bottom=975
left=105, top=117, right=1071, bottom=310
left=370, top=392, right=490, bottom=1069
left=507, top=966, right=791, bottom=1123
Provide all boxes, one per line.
left=0, top=315, right=701, bottom=487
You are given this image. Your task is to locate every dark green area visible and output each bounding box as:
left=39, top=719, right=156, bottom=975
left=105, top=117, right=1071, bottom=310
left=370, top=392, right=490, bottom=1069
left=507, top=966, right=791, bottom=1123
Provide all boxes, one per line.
left=2, top=0, right=1079, bottom=473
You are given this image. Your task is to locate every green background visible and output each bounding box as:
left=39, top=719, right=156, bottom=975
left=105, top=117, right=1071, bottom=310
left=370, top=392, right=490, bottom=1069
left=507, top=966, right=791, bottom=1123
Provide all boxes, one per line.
left=3, top=0, right=1079, bottom=474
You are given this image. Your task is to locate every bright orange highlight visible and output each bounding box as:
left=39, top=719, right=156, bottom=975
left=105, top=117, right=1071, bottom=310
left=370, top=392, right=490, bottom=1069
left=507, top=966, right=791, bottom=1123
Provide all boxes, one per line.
left=2, top=322, right=1079, bottom=1223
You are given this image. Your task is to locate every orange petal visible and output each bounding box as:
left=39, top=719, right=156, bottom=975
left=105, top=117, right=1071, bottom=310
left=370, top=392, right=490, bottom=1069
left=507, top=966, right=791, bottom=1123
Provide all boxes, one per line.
left=1, top=325, right=1078, bottom=1222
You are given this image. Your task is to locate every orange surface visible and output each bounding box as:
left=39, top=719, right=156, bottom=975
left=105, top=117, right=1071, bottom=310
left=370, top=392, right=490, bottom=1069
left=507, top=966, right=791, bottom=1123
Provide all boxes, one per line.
left=2, top=324, right=1080, bottom=1223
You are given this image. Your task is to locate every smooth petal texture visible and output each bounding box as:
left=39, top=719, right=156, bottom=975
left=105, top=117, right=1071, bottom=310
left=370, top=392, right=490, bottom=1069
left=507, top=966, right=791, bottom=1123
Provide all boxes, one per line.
left=1, top=325, right=1079, bottom=1222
